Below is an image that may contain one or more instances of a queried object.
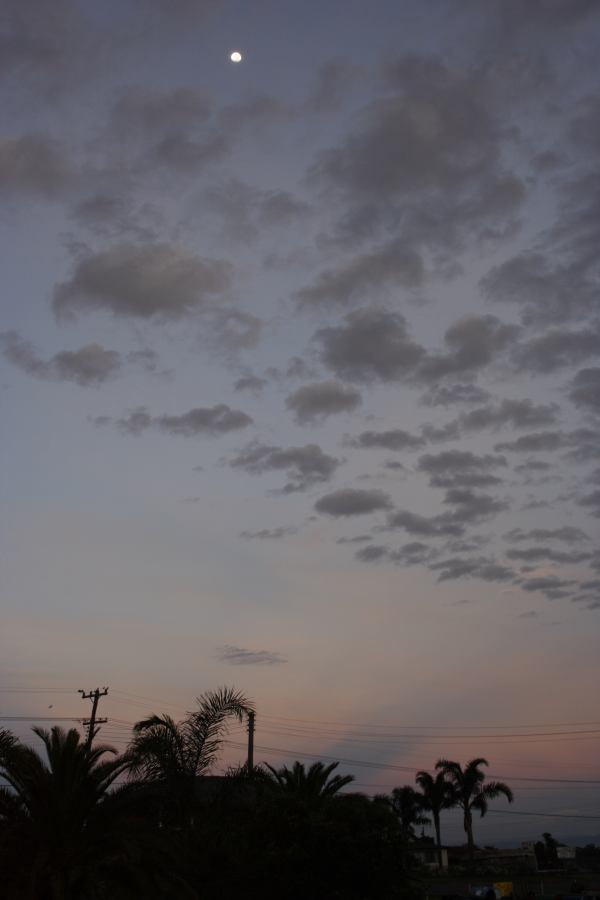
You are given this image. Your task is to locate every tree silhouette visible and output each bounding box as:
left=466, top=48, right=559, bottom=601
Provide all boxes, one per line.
left=128, top=686, right=253, bottom=827
left=435, top=757, right=514, bottom=862
left=0, top=725, right=176, bottom=899
left=264, top=760, right=355, bottom=800
left=389, top=785, right=431, bottom=839
left=416, top=769, right=455, bottom=868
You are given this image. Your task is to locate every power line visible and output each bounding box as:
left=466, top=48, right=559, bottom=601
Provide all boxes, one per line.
left=223, top=740, right=600, bottom=784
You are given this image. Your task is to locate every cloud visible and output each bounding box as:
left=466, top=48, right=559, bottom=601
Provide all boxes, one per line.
left=419, top=383, right=491, bottom=407
left=506, top=547, right=592, bottom=564
left=513, top=459, right=552, bottom=474
left=315, top=308, right=424, bottom=383
left=315, top=488, right=393, bottom=517
left=204, top=178, right=310, bottom=242
left=417, top=450, right=507, bottom=488
left=569, top=368, right=600, bottom=414
left=285, top=380, right=362, bottom=424
left=504, top=526, right=590, bottom=544
left=416, top=315, right=519, bottom=382
left=234, top=374, right=267, bottom=393
left=239, top=527, right=297, bottom=540
left=52, top=243, right=232, bottom=321
left=0, top=133, right=73, bottom=196
left=337, top=534, right=372, bottom=544
left=442, top=487, right=509, bottom=523
left=294, top=238, right=425, bottom=307
left=110, top=86, right=213, bottom=134
left=348, top=429, right=425, bottom=452
left=310, top=54, right=525, bottom=254
left=356, top=541, right=437, bottom=566
left=494, top=431, right=564, bottom=453
left=0, top=331, right=121, bottom=386
left=217, top=645, right=287, bottom=666
left=512, top=328, right=600, bottom=373
left=429, top=555, right=516, bottom=583
left=386, top=509, right=464, bottom=538
left=578, top=489, right=600, bottom=518
left=520, top=576, right=576, bottom=594
left=228, top=441, right=341, bottom=492
left=458, top=398, right=559, bottom=431
left=113, top=404, right=252, bottom=436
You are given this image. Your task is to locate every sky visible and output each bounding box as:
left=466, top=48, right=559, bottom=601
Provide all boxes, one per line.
left=1, top=0, right=600, bottom=846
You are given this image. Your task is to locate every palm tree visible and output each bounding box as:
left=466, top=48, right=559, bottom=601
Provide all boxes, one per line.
left=415, top=769, right=455, bottom=869
left=0, top=725, right=172, bottom=899
left=389, top=785, right=431, bottom=839
left=264, top=760, right=355, bottom=800
left=127, top=686, right=253, bottom=826
left=435, top=757, right=514, bottom=862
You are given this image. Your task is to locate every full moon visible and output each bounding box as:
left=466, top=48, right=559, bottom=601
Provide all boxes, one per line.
left=230, top=51, right=242, bottom=63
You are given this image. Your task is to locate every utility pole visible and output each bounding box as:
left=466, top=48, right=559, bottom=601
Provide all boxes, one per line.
left=246, top=710, right=255, bottom=772
left=78, top=686, right=108, bottom=748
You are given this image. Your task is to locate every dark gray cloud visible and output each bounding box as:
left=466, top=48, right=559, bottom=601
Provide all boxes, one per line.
left=0, top=133, right=73, bottom=196
left=494, top=431, right=564, bottom=453
left=569, top=368, right=600, bottom=414
left=417, top=450, right=507, bottom=488
left=504, top=526, right=589, bottom=544
left=348, top=429, right=425, bottom=452
left=459, top=398, right=559, bottom=432
left=481, top=251, right=597, bottom=326
left=356, top=541, right=437, bottom=566
left=315, top=488, right=393, bottom=517
left=419, top=383, right=492, bottom=407
left=234, top=374, right=267, bottom=393
left=204, top=178, right=310, bottom=242
left=309, top=54, right=526, bottom=258
left=386, top=509, right=464, bottom=538
left=315, top=308, right=424, bottom=383
left=578, top=489, right=600, bottom=518
left=0, top=331, right=120, bottom=385
left=239, top=527, right=297, bottom=540
left=69, top=194, right=164, bottom=241
left=294, top=238, right=424, bottom=307
left=113, top=404, right=252, bottom=436
left=417, top=315, right=519, bottom=382
left=512, top=327, right=600, bottom=373
left=52, top=243, right=232, bottom=321
left=218, top=645, right=287, bottom=666
left=513, top=459, right=552, bottom=474
left=229, top=442, right=341, bottom=493
left=521, top=576, right=576, bottom=593
left=506, top=547, right=592, bottom=564
left=429, top=556, right=516, bottom=583
left=442, top=488, right=509, bottom=524
left=337, top=534, right=372, bottom=544
left=285, top=380, right=362, bottom=424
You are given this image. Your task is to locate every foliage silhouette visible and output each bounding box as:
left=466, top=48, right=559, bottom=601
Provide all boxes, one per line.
left=435, top=757, right=514, bottom=861
left=415, top=768, right=455, bottom=868
left=0, top=725, right=188, bottom=899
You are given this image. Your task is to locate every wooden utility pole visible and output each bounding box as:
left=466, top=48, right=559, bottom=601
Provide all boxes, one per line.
left=247, top=710, right=255, bottom=772
left=78, top=686, right=108, bottom=748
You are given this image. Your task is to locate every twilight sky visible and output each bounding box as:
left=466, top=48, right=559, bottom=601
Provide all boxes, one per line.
left=1, top=0, right=600, bottom=844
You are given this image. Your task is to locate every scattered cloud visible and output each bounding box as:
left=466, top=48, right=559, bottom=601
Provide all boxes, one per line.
left=239, top=527, right=297, bottom=540
left=286, top=380, right=362, bottom=424
left=348, top=429, right=425, bottom=452
left=229, top=441, right=341, bottom=492
left=0, top=331, right=120, bottom=386
left=111, top=404, right=252, bottom=436
left=217, top=645, right=287, bottom=665
left=315, top=488, right=393, bottom=517
left=417, top=450, right=507, bottom=488
left=569, top=367, right=600, bottom=414
left=52, top=243, right=232, bottom=321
